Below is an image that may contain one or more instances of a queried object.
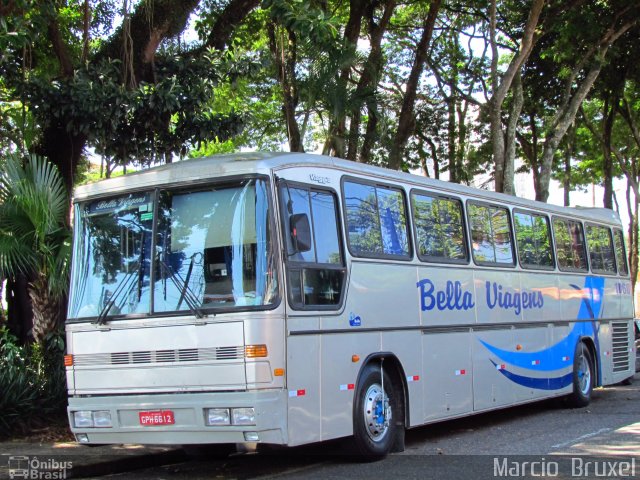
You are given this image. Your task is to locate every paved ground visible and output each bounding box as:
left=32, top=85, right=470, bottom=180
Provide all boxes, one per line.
left=1, top=375, right=638, bottom=479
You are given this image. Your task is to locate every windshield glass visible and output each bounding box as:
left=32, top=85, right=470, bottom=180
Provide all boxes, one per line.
left=68, top=178, right=278, bottom=320
left=68, top=193, right=153, bottom=319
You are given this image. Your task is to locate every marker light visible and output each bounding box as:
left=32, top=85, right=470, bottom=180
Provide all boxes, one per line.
left=64, top=355, right=74, bottom=366
left=245, top=345, right=268, bottom=358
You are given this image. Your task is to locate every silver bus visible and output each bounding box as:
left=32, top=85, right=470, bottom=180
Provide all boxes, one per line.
left=65, top=152, right=635, bottom=458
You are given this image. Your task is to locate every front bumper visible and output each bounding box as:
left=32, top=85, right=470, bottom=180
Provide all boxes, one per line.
left=67, top=389, right=288, bottom=445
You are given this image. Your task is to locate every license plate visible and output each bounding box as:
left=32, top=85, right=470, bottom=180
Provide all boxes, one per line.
left=139, top=410, right=175, bottom=426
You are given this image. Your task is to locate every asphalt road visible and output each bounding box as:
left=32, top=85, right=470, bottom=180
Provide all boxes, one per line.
left=96, top=376, right=640, bottom=479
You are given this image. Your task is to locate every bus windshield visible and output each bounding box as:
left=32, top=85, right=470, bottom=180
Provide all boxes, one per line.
left=68, top=178, right=277, bottom=320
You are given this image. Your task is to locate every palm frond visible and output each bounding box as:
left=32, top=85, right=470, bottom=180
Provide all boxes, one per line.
left=0, top=234, right=38, bottom=278
left=0, top=154, right=70, bottom=299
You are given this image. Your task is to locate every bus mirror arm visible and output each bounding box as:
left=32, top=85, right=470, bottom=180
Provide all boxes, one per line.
left=290, top=213, right=312, bottom=253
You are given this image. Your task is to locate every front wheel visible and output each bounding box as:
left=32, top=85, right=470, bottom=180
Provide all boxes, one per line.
left=352, top=363, right=401, bottom=460
left=566, top=342, right=594, bottom=408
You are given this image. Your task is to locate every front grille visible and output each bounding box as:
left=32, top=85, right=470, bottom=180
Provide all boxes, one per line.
left=611, top=321, right=631, bottom=373
left=73, top=346, right=244, bottom=366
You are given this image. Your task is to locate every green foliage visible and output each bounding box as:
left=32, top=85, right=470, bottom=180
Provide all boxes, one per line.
left=0, top=327, right=66, bottom=438
left=19, top=53, right=244, bottom=167
left=0, top=154, right=70, bottom=297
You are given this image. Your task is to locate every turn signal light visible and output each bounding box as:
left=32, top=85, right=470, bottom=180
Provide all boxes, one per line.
left=245, top=345, right=268, bottom=358
left=64, top=355, right=74, bottom=366
left=274, top=368, right=285, bottom=376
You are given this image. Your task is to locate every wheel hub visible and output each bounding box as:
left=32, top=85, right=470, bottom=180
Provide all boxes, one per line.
left=363, top=383, right=391, bottom=442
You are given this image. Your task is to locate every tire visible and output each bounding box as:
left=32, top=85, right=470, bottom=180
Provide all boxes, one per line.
left=566, top=342, right=594, bottom=408
left=352, top=363, right=401, bottom=460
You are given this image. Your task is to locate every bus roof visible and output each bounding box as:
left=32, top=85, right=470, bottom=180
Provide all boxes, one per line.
left=74, top=152, right=621, bottom=226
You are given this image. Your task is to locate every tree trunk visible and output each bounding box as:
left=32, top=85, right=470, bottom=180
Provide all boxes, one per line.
left=388, top=0, right=441, bottom=170
left=490, top=0, right=545, bottom=193
left=536, top=16, right=638, bottom=202
left=6, top=274, right=33, bottom=344
left=346, top=0, right=396, bottom=161
left=503, top=71, right=524, bottom=196
left=326, top=0, right=369, bottom=158
left=601, top=98, right=614, bottom=210
left=447, top=96, right=457, bottom=182
left=562, top=123, right=576, bottom=207
left=29, top=275, right=63, bottom=344
left=268, top=23, right=304, bottom=152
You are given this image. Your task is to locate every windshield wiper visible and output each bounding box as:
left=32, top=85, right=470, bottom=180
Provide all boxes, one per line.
left=94, top=271, right=138, bottom=325
left=158, top=257, right=205, bottom=319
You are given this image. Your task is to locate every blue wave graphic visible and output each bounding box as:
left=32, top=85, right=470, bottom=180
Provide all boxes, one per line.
left=491, top=361, right=574, bottom=390
left=479, top=323, right=581, bottom=371
left=480, top=277, right=605, bottom=390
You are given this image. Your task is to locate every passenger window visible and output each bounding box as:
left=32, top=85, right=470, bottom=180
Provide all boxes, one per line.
left=613, top=229, right=629, bottom=276
left=468, top=203, right=514, bottom=265
left=412, top=192, right=467, bottom=263
left=553, top=219, right=588, bottom=272
left=513, top=211, right=554, bottom=269
left=343, top=180, right=410, bottom=258
left=586, top=225, right=616, bottom=274
left=280, top=184, right=345, bottom=309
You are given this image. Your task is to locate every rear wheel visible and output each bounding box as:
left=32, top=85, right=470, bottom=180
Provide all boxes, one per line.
left=566, top=342, right=594, bottom=408
left=352, top=363, right=402, bottom=460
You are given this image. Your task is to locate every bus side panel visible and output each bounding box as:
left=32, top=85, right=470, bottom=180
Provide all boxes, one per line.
left=521, top=273, right=562, bottom=323
left=337, top=263, right=419, bottom=331
left=381, top=331, right=423, bottom=428
left=320, top=331, right=379, bottom=440
left=595, top=321, right=613, bottom=385
left=286, top=334, right=321, bottom=446
left=511, top=324, right=552, bottom=401
left=557, top=274, right=585, bottom=322
left=422, top=331, right=472, bottom=421
left=472, top=328, right=516, bottom=411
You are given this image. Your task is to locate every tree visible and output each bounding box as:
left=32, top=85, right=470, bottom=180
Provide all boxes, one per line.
left=0, top=155, right=70, bottom=343
left=534, top=2, right=640, bottom=202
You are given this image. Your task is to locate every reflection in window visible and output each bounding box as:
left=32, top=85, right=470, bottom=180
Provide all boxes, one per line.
left=412, top=193, right=467, bottom=262
left=468, top=203, right=514, bottom=265
left=553, top=219, right=588, bottom=272
left=68, top=193, right=154, bottom=319
left=344, top=181, right=409, bottom=258
left=586, top=225, right=616, bottom=274
left=154, top=180, right=277, bottom=312
left=514, top=212, right=554, bottom=268
left=613, top=229, right=628, bottom=276
left=280, top=184, right=345, bottom=309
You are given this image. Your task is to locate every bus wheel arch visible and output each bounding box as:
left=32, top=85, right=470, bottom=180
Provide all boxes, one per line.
left=566, top=339, right=595, bottom=408
left=579, top=337, right=600, bottom=387
left=351, top=354, right=407, bottom=459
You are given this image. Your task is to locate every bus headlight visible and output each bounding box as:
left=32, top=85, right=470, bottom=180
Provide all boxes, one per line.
left=93, top=411, right=113, bottom=428
left=206, top=408, right=230, bottom=426
left=73, top=411, right=94, bottom=428
left=232, top=408, right=255, bottom=425
left=73, top=410, right=113, bottom=428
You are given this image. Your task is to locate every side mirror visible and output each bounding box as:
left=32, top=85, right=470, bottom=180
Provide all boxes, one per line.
left=290, top=213, right=312, bottom=253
